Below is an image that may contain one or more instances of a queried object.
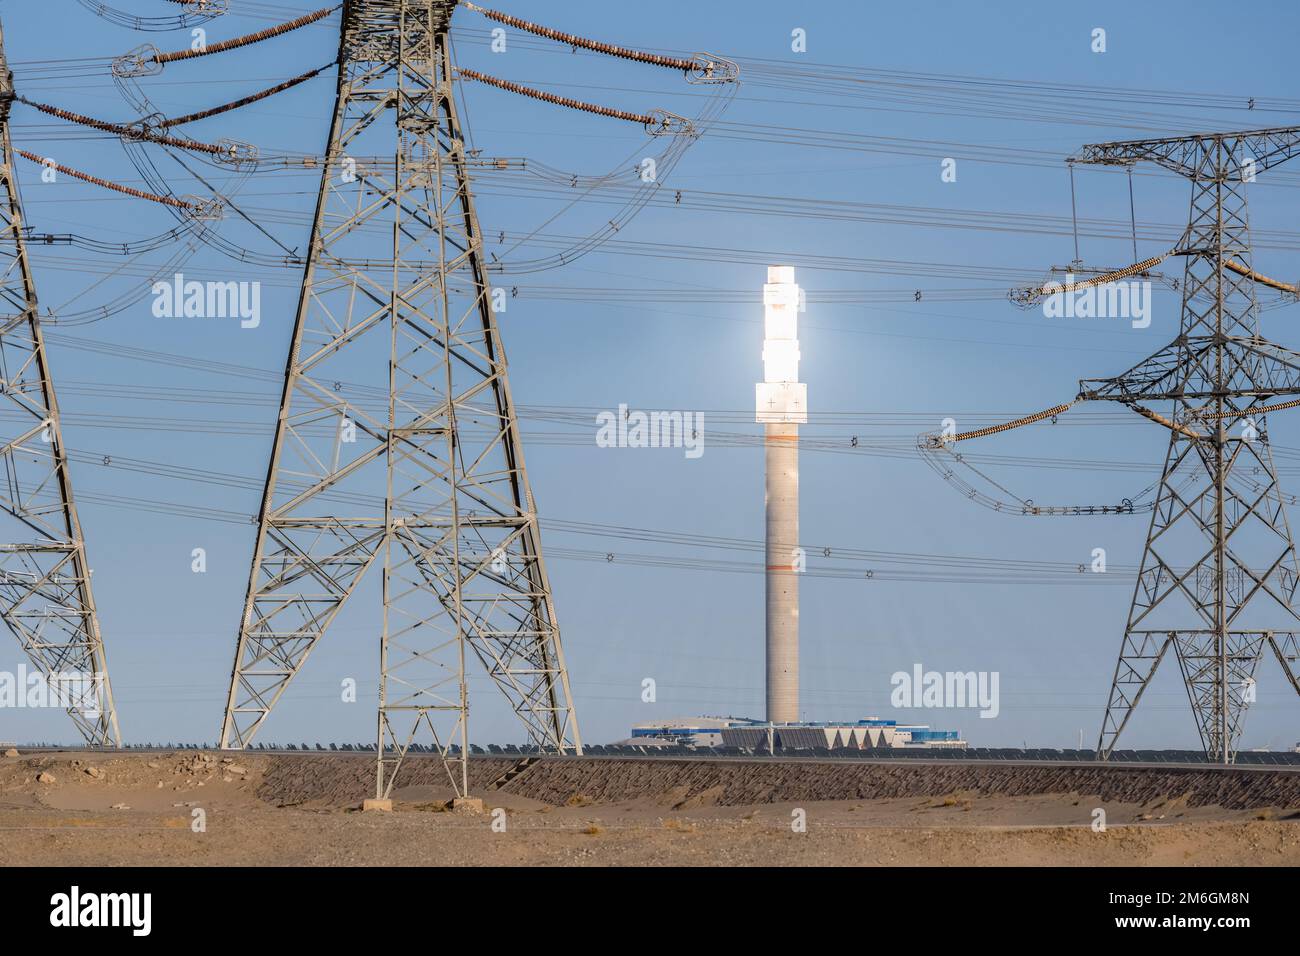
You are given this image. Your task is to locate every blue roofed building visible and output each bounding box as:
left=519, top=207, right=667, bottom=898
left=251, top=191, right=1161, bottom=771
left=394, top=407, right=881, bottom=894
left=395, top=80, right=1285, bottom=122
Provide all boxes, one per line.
left=626, top=716, right=965, bottom=751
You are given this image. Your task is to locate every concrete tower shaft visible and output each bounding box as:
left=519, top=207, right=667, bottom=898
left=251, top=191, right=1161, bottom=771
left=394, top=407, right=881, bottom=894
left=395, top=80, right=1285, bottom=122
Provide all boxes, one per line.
left=765, top=423, right=799, bottom=722
left=757, top=266, right=806, bottom=724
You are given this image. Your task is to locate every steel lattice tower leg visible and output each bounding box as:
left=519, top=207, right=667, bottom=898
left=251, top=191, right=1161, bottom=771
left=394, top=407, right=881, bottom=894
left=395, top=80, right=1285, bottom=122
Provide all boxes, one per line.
left=219, top=0, right=580, bottom=794
left=1083, top=134, right=1300, bottom=762
left=0, top=24, right=119, bottom=746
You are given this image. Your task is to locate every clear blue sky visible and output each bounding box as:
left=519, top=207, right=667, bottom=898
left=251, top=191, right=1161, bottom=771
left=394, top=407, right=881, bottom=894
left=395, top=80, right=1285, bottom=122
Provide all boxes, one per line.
left=4, top=0, right=1300, bottom=750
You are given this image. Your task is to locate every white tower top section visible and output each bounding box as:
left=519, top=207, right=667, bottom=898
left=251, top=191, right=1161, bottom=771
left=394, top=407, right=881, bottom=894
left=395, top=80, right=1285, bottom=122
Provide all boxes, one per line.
left=756, top=265, right=807, bottom=424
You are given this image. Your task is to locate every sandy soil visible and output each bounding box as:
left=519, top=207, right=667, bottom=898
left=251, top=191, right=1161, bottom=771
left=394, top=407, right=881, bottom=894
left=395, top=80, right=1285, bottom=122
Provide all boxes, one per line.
left=2, top=750, right=1298, bottom=866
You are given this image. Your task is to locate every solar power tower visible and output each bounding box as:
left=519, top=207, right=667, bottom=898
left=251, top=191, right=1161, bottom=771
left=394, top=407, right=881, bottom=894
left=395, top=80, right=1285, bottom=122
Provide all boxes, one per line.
left=1076, top=128, right=1300, bottom=762
left=0, top=21, right=120, bottom=746
left=219, top=0, right=581, bottom=797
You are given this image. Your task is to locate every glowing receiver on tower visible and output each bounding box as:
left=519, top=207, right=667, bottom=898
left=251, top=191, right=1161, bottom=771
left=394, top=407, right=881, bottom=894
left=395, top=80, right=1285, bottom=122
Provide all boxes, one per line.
left=756, top=266, right=807, bottom=424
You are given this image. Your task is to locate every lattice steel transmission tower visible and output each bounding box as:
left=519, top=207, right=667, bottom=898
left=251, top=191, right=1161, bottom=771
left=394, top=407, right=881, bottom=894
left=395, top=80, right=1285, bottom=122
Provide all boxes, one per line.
left=1076, top=128, right=1300, bottom=762
left=0, top=22, right=119, bottom=746
left=219, top=0, right=580, bottom=795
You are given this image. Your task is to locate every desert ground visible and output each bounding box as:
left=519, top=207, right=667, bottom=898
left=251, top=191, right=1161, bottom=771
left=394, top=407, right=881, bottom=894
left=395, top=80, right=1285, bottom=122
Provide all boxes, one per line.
left=2, top=749, right=1298, bottom=866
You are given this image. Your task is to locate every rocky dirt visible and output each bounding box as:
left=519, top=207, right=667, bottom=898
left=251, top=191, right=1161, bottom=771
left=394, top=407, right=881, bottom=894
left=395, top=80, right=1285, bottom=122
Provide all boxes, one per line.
left=2, top=750, right=1298, bottom=866
left=256, top=752, right=1300, bottom=810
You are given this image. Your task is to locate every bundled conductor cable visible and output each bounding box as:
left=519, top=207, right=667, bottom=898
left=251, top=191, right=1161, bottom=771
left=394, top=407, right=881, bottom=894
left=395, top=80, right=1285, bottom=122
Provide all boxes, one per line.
left=916, top=398, right=1166, bottom=515
left=75, top=0, right=227, bottom=31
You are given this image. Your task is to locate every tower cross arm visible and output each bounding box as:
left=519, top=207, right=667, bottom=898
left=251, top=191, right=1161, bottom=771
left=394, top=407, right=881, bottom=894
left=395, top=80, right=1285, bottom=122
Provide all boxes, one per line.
left=1076, top=341, right=1186, bottom=402
left=1078, top=337, right=1300, bottom=403
left=1071, top=126, right=1300, bottom=179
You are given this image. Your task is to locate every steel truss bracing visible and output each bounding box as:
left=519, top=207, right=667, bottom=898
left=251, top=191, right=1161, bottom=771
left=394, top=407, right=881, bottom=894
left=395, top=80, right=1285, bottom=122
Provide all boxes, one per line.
left=1076, top=128, right=1300, bottom=762
left=0, top=24, right=119, bottom=746
left=219, top=0, right=580, bottom=795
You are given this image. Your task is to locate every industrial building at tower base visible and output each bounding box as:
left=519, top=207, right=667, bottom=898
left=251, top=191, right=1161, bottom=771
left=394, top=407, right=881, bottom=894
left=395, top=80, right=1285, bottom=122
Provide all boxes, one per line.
left=629, top=716, right=965, bottom=751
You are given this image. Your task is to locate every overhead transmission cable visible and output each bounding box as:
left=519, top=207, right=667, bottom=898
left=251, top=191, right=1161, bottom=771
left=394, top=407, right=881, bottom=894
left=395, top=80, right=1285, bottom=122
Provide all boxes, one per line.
left=9, top=10, right=346, bottom=324
left=442, top=4, right=738, bottom=274
left=75, top=0, right=228, bottom=32
left=917, top=401, right=1169, bottom=516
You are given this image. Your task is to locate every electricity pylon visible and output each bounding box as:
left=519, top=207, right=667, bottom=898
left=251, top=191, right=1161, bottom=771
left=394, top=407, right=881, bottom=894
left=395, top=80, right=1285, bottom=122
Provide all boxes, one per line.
left=219, top=0, right=580, bottom=797
left=0, top=22, right=119, bottom=746
left=1076, top=127, right=1300, bottom=762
